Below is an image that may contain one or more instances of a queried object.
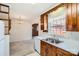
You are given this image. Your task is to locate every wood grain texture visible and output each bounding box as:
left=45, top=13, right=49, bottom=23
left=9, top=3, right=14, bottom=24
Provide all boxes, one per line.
left=40, top=40, right=76, bottom=56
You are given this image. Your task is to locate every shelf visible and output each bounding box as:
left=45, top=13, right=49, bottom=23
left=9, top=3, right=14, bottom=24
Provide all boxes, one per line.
left=0, top=3, right=9, bottom=7
left=0, top=19, right=9, bottom=20
left=0, top=3, right=10, bottom=35
left=0, top=11, right=9, bottom=14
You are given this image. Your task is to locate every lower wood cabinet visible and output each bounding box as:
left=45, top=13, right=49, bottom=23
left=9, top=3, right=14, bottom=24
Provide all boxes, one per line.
left=40, top=41, right=47, bottom=56
left=56, top=48, right=76, bottom=56
left=40, top=40, right=56, bottom=56
left=40, top=40, right=76, bottom=56
left=46, top=43, right=56, bottom=56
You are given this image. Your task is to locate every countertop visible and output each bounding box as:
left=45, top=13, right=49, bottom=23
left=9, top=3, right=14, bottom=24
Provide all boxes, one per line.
left=41, top=39, right=79, bottom=55
left=34, top=36, right=79, bottom=55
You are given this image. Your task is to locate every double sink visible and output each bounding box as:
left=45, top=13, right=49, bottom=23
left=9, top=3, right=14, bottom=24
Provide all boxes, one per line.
left=45, top=38, right=63, bottom=44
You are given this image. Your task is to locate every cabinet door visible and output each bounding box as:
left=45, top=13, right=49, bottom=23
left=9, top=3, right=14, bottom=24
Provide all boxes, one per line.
left=72, top=3, right=77, bottom=31
left=40, top=14, right=48, bottom=32
left=43, top=14, right=48, bottom=32
left=47, top=44, right=56, bottom=56
left=40, top=41, right=47, bottom=56
left=77, top=3, right=79, bottom=31
left=66, top=3, right=77, bottom=31
left=57, top=48, right=76, bottom=56
left=46, top=43, right=53, bottom=56
left=40, top=41, right=56, bottom=56
left=40, top=15, right=44, bottom=30
left=66, top=3, right=73, bottom=31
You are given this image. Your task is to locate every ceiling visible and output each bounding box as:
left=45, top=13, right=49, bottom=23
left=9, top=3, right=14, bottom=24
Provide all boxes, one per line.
left=6, top=3, right=57, bottom=20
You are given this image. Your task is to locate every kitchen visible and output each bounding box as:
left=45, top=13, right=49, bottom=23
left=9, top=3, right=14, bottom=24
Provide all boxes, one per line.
left=0, top=3, right=79, bottom=56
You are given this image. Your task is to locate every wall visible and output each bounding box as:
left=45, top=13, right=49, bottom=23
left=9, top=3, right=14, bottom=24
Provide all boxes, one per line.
left=10, top=19, right=32, bottom=42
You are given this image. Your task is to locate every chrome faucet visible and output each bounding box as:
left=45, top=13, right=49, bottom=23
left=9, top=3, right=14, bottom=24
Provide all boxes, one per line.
left=53, top=35, right=56, bottom=39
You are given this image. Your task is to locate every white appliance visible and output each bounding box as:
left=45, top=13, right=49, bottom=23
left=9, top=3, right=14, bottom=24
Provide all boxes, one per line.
left=34, top=37, right=40, bottom=53
left=0, top=20, right=9, bottom=56
left=34, top=35, right=50, bottom=54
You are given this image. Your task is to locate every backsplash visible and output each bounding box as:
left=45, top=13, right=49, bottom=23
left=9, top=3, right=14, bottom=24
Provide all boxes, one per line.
left=60, top=32, right=79, bottom=41
left=67, top=32, right=79, bottom=41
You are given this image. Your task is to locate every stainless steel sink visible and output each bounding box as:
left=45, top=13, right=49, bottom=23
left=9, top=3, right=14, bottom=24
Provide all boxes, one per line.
left=45, top=38, right=63, bottom=44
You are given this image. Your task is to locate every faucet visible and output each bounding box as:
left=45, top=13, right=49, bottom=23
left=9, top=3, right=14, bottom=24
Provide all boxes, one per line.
left=53, top=35, right=56, bottom=39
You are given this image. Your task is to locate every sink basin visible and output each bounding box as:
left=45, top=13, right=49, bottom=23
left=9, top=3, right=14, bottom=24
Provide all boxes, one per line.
left=45, top=38, right=63, bottom=44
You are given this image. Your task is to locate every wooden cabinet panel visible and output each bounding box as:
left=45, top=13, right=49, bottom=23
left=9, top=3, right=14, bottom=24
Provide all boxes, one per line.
left=57, top=48, right=76, bottom=56
left=66, top=3, right=73, bottom=31
left=40, top=14, right=48, bottom=32
left=40, top=41, right=56, bottom=56
left=40, top=15, right=44, bottom=30
left=77, top=4, right=79, bottom=31
left=72, top=3, right=77, bottom=31
left=40, top=41, right=47, bottom=56
left=66, top=3, right=79, bottom=31
left=43, top=14, right=48, bottom=32
left=46, top=44, right=56, bottom=56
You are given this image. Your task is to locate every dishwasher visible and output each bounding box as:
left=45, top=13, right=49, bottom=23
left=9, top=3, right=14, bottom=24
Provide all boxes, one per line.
left=34, top=37, right=40, bottom=54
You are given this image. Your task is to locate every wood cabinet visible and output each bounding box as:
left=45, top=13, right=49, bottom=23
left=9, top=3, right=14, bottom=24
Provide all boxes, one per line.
left=77, top=4, right=79, bottom=31
left=32, top=23, right=38, bottom=37
left=40, top=40, right=76, bottom=56
left=40, top=41, right=56, bottom=56
left=40, top=14, right=48, bottom=32
left=40, top=41, right=47, bottom=56
left=66, top=3, right=72, bottom=31
left=56, top=47, right=76, bottom=56
left=46, top=43, right=56, bottom=56
left=66, top=3, right=79, bottom=31
left=40, top=15, right=44, bottom=30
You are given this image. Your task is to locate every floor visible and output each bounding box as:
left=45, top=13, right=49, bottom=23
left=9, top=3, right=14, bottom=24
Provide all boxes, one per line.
left=26, top=52, right=40, bottom=56
left=10, top=40, right=40, bottom=56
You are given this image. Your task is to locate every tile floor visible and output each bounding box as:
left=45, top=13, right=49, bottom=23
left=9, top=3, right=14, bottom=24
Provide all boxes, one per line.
left=26, top=52, right=40, bottom=56
left=10, top=40, right=39, bottom=56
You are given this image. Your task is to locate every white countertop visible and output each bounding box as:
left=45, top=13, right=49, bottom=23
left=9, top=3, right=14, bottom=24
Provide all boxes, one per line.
left=34, top=36, right=79, bottom=55
left=42, top=39, right=79, bottom=55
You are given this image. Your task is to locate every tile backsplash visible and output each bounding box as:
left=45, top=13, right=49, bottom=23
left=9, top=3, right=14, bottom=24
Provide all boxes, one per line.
left=48, top=30, right=79, bottom=41
left=62, top=32, right=79, bottom=41
left=69, top=32, right=79, bottom=41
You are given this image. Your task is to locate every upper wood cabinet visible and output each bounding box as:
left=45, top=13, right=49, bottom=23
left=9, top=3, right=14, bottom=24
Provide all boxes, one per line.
left=77, top=4, right=79, bottom=31
left=40, top=15, right=44, bottom=30
left=66, top=3, right=79, bottom=31
left=40, top=14, right=48, bottom=32
left=40, top=3, right=79, bottom=32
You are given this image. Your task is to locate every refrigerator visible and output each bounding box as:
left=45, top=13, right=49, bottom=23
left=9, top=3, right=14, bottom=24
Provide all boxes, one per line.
left=0, top=20, right=6, bottom=56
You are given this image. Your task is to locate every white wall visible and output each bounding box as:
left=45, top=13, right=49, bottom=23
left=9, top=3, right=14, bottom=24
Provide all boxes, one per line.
left=10, top=19, right=32, bottom=42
